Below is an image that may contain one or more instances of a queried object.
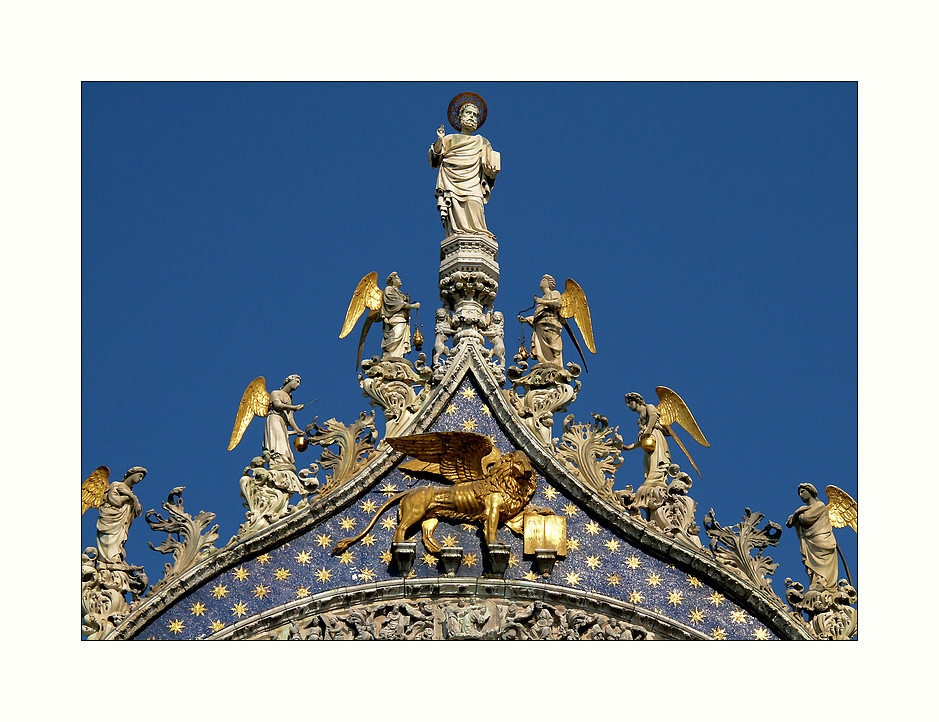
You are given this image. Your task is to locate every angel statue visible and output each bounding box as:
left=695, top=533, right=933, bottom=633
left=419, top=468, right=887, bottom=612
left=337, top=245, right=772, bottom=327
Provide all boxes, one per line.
left=429, top=92, right=501, bottom=239
left=623, top=388, right=709, bottom=516
left=518, top=275, right=596, bottom=370
left=228, top=375, right=314, bottom=494
left=786, top=483, right=843, bottom=594
left=340, top=271, right=421, bottom=370
left=81, top=465, right=147, bottom=565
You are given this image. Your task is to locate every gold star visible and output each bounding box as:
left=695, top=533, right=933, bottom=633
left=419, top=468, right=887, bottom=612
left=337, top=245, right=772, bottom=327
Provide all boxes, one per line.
left=274, top=568, right=291, bottom=581
left=339, top=551, right=355, bottom=565
left=210, top=620, right=225, bottom=633
left=233, top=566, right=250, bottom=581
left=708, top=592, right=725, bottom=606
left=339, top=517, right=356, bottom=531
left=358, top=567, right=377, bottom=582
left=445, top=403, right=457, bottom=415
left=463, top=553, right=478, bottom=567
left=380, top=483, right=399, bottom=496
left=361, top=499, right=378, bottom=513
left=568, top=537, right=581, bottom=552
left=211, top=583, right=229, bottom=599
left=606, top=573, right=621, bottom=587
left=753, top=628, right=770, bottom=640
left=295, top=586, right=310, bottom=598
left=295, top=551, right=312, bottom=565
left=315, top=533, right=333, bottom=548
left=362, top=533, right=377, bottom=547
left=563, top=502, right=578, bottom=517
left=604, top=538, right=621, bottom=553
left=508, top=554, right=519, bottom=568
left=628, top=590, right=643, bottom=604
left=441, top=534, right=459, bottom=548
left=666, top=564, right=676, bottom=570
left=689, top=608, right=706, bottom=625
left=565, top=571, right=582, bottom=586
left=190, top=602, right=207, bottom=617
left=687, top=575, right=704, bottom=588
left=481, top=406, right=491, bottom=417
left=711, top=627, right=727, bottom=640
left=461, top=418, right=478, bottom=431
left=315, top=567, right=333, bottom=583
left=380, top=517, right=396, bottom=530
left=586, top=555, right=601, bottom=569
left=231, top=602, right=249, bottom=618
left=543, top=487, right=559, bottom=500
left=253, top=583, right=270, bottom=599
left=646, top=572, right=662, bottom=587
left=461, top=387, right=477, bottom=399
left=255, top=553, right=272, bottom=565
left=585, top=520, right=600, bottom=535
left=421, top=553, right=437, bottom=567
left=730, top=610, right=746, bottom=624
left=625, top=556, right=642, bottom=569
left=380, top=550, right=392, bottom=564
left=406, top=569, right=418, bottom=578
left=523, top=571, right=538, bottom=581
left=667, top=590, right=683, bottom=606
left=168, top=619, right=185, bottom=634
left=461, top=523, right=476, bottom=532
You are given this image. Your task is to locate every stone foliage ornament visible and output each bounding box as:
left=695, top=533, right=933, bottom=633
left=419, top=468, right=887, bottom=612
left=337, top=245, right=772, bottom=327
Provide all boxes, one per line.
left=359, top=354, right=433, bottom=439
left=505, top=358, right=582, bottom=446
left=556, top=413, right=624, bottom=504
left=304, top=411, right=379, bottom=497
left=332, top=432, right=540, bottom=555
left=254, top=598, right=649, bottom=641
left=429, top=93, right=500, bottom=239
left=518, top=275, right=596, bottom=371
left=146, top=487, right=219, bottom=592
left=703, top=507, right=782, bottom=595
left=785, top=578, right=858, bottom=640
left=618, top=463, right=704, bottom=550
left=235, top=453, right=310, bottom=539
left=80, top=466, right=149, bottom=640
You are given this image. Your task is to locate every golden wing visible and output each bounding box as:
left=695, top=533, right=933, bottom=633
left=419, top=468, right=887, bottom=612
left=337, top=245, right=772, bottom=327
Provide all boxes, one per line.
left=559, top=278, right=596, bottom=353
left=227, top=377, right=270, bottom=451
left=81, top=466, right=110, bottom=515
left=339, top=272, right=382, bottom=339
left=655, top=386, right=710, bottom=447
left=825, top=485, right=858, bottom=532
left=387, top=432, right=494, bottom=484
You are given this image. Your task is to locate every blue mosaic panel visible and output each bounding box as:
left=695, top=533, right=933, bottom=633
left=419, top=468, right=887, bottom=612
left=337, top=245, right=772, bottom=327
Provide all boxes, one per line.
left=138, top=377, right=777, bottom=640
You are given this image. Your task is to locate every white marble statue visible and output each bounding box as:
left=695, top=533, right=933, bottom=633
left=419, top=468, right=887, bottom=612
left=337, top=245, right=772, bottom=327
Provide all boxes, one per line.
left=519, top=275, right=565, bottom=366
left=786, top=483, right=839, bottom=593
left=96, top=467, right=147, bottom=565
left=429, top=96, right=500, bottom=238
left=264, top=375, right=305, bottom=473
left=381, top=272, right=421, bottom=358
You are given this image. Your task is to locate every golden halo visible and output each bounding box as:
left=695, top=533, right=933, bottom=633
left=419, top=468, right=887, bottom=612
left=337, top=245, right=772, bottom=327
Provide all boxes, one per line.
left=447, top=92, right=488, bottom=131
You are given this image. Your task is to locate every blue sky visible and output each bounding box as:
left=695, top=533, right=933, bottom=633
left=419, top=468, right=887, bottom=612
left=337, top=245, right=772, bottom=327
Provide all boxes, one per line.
left=81, top=82, right=858, bottom=597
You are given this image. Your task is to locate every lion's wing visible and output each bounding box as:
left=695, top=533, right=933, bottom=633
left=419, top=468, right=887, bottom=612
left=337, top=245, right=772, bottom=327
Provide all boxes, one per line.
left=387, top=432, right=493, bottom=483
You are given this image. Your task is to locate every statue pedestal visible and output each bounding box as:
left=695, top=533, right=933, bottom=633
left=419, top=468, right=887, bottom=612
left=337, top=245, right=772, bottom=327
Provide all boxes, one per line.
left=440, top=546, right=463, bottom=577
left=485, top=541, right=511, bottom=577
left=391, top=542, right=417, bottom=576
left=535, top=549, right=558, bottom=577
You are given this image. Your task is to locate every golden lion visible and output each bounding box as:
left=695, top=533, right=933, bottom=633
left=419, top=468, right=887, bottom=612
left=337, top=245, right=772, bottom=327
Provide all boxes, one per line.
left=332, top=432, right=538, bottom=555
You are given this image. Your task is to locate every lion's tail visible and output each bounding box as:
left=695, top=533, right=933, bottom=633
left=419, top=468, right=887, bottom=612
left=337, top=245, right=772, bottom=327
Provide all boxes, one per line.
left=332, top=491, right=408, bottom=555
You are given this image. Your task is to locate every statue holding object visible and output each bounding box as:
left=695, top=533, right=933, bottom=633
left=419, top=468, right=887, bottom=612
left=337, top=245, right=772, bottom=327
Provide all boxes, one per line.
left=518, top=275, right=596, bottom=371
left=429, top=92, right=500, bottom=239
left=340, top=271, right=421, bottom=370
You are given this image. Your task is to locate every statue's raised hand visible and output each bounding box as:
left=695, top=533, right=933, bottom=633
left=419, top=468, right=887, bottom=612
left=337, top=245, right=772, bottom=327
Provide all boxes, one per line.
left=437, top=125, right=445, bottom=141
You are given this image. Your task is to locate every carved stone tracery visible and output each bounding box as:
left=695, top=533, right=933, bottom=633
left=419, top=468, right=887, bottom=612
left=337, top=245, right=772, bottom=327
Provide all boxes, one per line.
left=703, top=507, right=782, bottom=596
left=504, top=360, right=582, bottom=445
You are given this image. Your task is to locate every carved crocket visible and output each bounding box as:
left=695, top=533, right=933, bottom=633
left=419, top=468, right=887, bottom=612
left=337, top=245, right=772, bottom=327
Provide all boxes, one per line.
left=332, top=432, right=537, bottom=554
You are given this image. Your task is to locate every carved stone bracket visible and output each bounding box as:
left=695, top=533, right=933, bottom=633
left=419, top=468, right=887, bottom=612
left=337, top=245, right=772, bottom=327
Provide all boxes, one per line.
left=504, top=361, right=582, bottom=445
left=703, top=507, right=782, bottom=596
left=304, top=411, right=380, bottom=496
left=253, top=597, right=651, bottom=641
left=440, top=546, right=463, bottom=576
left=146, top=487, right=220, bottom=593
left=392, top=541, right=417, bottom=576
left=616, top=463, right=704, bottom=550
left=359, top=357, right=433, bottom=438
left=81, top=547, right=148, bottom=640
left=556, top=413, right=624, bottom=503
left=234, top=453, right=310, bottom=540
left=784, top=578, right=858, bottom=640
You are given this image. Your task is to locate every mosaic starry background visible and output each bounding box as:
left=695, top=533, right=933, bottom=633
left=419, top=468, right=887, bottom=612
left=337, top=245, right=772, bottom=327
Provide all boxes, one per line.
left=140, top=378, right=776, bottom=641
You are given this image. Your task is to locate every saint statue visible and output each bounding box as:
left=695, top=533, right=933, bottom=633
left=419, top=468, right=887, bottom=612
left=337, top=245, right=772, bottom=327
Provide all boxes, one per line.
left=429, top=92, right=501, bottom=238
left=263, top=375, right=305, bottom=474
left=519, top=275, right=565, bottom=366
left=381, top=272, right=421, bottom=358
left=786, top=483, right=839, bottom=593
